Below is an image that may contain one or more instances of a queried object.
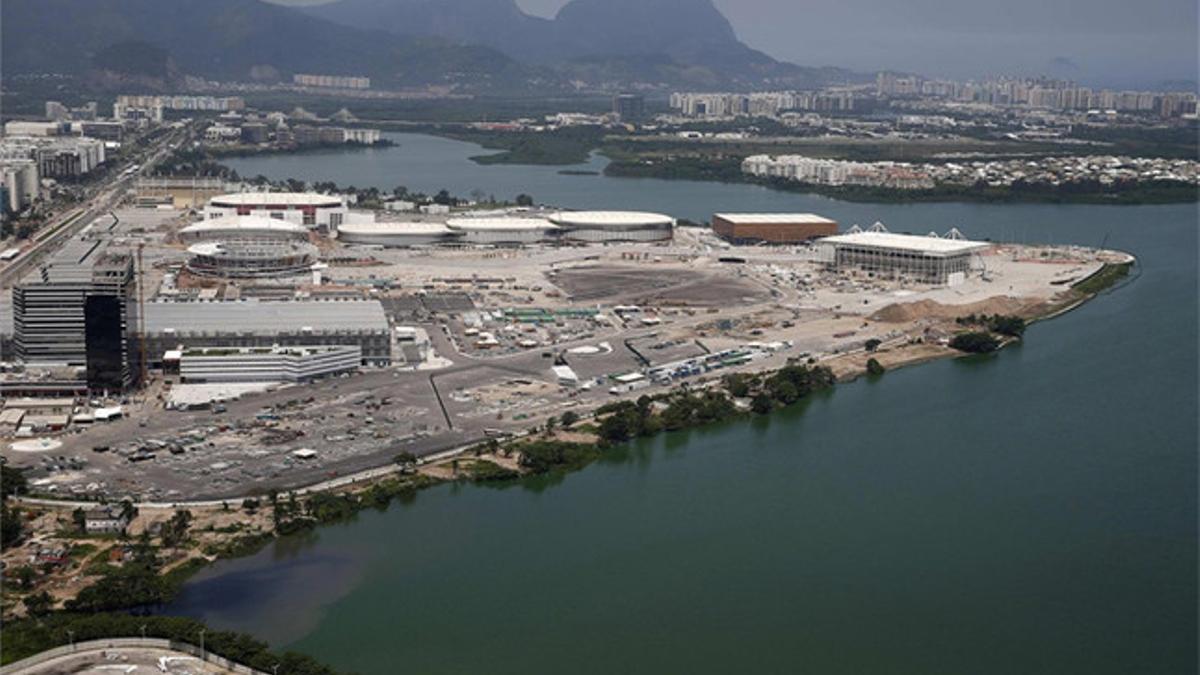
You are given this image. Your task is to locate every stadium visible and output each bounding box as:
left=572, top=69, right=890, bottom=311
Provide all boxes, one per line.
left=548, top=211, right=674, bottom=242
left=444, top=217, right=559, bottom=245
left=336, top=221, right=459, bottom=247
left=203, top=192, right=348, bottom=231
left=185, top=240, right=320, bottom=278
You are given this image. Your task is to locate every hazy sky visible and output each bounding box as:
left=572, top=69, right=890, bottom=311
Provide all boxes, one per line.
left=518, top=0, right=1198, bottom=87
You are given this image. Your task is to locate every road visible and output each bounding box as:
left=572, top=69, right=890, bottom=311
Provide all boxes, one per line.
left=0, top=125, right=189, bottom=288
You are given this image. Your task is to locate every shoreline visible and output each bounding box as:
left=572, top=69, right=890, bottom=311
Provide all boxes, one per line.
left=0, top=259, right=1136, bottom=627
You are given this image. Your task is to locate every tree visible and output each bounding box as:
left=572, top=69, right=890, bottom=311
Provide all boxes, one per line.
left=433, top=189, right=453, bottom=206
left=24, top=591, right=54, bottom=617
left=989, top=315, right=1027, bottom=337
left=118, top=500, right=138, bottom=523
left=514, top=193, right=534, bottom=207
left=2, top=502, right=23, bottom=548
left=560, top=411, right=580, bottom=428
left=72, top=507, right=87, bottom=533
left=866, top=358, right=886, bottom=376
left=864, top=338, right=882, bottom=352
left=751, top=393, right=773, bottom=415
left=724, top=373, right=751, bottom=398
left=161, top=510, right=193, bottom=548
left=394, top=452, right=418, bottom=472
left=949, top=332, right=1000, bottom=354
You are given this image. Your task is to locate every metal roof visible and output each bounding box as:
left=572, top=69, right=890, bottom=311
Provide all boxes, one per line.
left=549, top=211, right=674, bottom=228
left=180, top=215, right=308, bottom=236
left=145, top=300, right=388, bottom=335
left=714, top=213, right=836, bottom=224
left=820, top=231, right=991, bottom=256
left=445, top=217, right=558, bottom=232
left=209, top=192, right=344, bottom=208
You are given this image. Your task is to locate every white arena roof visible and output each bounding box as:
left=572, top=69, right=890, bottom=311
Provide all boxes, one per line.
left=820, top=231, right=991, bottom=256
left=549, top=211, right=674, bottom=228
left=338, top=221, right=454, bottom=236
left=210, top=192, right=344, bottom=208
left=445, top=217, right=558, bottom=232
left=180, top=215, right=308, bottom=237
left=714, top=213, right=836, bottom=224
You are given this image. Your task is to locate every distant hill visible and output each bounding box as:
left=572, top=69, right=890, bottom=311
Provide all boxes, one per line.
left=0, top=0, right=539, bottom=90
left=301, top=0, right=860, bottom=89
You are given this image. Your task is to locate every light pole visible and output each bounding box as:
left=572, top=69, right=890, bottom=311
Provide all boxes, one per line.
left=199, top=629, right=206, bottom=658
left=140, top=624, right=147, bottom=639
left=66, top=629, right=75, bottom=649
left=272, top=664, right=280, bottom=675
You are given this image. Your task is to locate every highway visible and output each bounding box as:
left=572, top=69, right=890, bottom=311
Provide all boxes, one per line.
left=0, top=125, right=189, bottom=289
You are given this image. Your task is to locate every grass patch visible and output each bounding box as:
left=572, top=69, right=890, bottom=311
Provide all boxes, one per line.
left=1073, top=262, right=1134, bottom=295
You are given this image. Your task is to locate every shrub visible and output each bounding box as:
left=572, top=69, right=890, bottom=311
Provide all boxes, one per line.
left=949, top=331, right=1000, bottom=353
left=866, top=358, right=886, bottom=376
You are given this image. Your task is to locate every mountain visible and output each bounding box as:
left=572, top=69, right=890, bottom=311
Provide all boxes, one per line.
left=303, top=0, right=560, bottom=62
left=0, top=0, right=538, bottom=90
left=300, top=0, right=860, bottom=89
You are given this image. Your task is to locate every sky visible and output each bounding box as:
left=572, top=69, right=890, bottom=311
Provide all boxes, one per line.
left=517, top=0, right=1198, bottom=88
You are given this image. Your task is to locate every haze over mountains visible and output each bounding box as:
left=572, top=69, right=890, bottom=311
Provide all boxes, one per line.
left=0, top=0, right=858, bottom=92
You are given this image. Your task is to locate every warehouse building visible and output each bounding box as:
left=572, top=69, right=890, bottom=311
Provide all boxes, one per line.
left=445, top=217, right=558, bottom=245
left=549, top=211, right=674, bottom=242
left=204, top=192, right=347, bottom=232
left=144, top=300, right=391, bottom=366
left=178, top=344, right=362, bottom=383
left=712, top=213, right=838, bottom=244
left=820, top=227, right=990, bottom=285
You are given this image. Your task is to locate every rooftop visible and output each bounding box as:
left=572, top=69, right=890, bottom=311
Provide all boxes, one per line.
left=145, top=300, right=388, bottom=335
left=180, top=215, right=308, bottom=236
left=714, top=213, right=837, bottom=224
left=821, top=231, right=991, bottom=256
left=445, top=217, right=558, bottom=231
left=210, top=192, right=344, bottom=207
left=549, top=211, right=675, bottom=228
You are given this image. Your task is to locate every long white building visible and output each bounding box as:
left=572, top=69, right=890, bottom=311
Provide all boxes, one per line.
left=336, top=221, right=458, bottom=247
left=179, top=344, right=362, bottom=383
left=204, top=193, right=348, bottom=232
left=549, top=211, right=674, bottom=243
left=445, top=217, right=558, bottom=245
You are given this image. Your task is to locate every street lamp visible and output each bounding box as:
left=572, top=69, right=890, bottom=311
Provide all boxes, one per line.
left=66, top=629, right=75, bottom=649
left=272, top=664, right=280, bottom=675
left=140, top=624, right=147, bottom=639
left=199, top=629, right=206, bottom=658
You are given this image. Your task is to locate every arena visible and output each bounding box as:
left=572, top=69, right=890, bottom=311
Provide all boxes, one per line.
left=178, top=215, right=310, bottom=243
left=185, top=240, right=319, bottom=278
left=336, top=221, right=459, bottom=247
left=203, top=192, right=348, bottom=231
left=549, top=211, right=674, bottom=242
left=445, top=217, right=558, bottom=245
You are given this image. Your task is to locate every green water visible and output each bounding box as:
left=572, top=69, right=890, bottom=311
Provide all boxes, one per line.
left=170, top=138, right=1198, bottom=674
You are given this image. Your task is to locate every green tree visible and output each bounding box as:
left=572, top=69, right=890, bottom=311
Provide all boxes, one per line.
left=23, top=591, right=53, bottom=617
left=866, top=358, right=886, bottom=376
left=515, top=193, right=534, bottom=207
left=864, top=338, right=882, bottom=352
left=560, top=411, right=580, bottom=428
left=949, top=332, right=1000, bottom=354
left=751, top=393, right=773, bottom=415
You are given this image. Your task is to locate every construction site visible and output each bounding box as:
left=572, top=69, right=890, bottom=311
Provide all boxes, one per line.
left=0, top=200, right=1132, bottom=503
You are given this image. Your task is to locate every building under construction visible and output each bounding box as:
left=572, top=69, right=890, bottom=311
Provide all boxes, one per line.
left=820, top=224, right=991, bottom=285
left=11, top=238, right=141, bottom=392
